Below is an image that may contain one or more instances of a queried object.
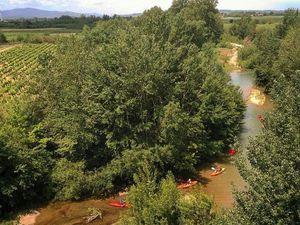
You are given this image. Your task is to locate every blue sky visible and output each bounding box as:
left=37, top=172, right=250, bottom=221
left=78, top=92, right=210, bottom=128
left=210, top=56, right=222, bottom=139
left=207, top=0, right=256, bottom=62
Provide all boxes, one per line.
left=1, top=0, right=300, bottom=14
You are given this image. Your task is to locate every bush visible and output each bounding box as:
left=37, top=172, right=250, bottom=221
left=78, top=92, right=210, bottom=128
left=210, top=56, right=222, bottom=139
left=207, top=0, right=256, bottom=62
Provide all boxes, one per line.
left=229, top=16, right=256, bottom=39
left=0, top=32, right=7, bottom=43
left=119, top=165, right=214, bottom=225
left=51, top=159, right=88, bottom=200
left=238, top=44, right=259, bottom=69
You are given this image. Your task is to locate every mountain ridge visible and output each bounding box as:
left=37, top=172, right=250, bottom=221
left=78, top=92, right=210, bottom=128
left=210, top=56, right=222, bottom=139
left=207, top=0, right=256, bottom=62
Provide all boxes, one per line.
left=0, top=8, right=101, bottom=19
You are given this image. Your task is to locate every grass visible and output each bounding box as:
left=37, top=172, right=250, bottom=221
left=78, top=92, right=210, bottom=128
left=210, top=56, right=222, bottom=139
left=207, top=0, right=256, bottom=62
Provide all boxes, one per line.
left=222, top=15, right=283, bottom=24
left=223, top=23, right=280, bottom=33
left=0, top=28, right=81, bottom=42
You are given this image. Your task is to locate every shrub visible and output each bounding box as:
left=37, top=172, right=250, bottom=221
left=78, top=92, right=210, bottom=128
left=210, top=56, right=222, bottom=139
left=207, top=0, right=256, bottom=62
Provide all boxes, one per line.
left=0, top=32, right=7, bottom=43
left=238, top=44, right=259, bottom=69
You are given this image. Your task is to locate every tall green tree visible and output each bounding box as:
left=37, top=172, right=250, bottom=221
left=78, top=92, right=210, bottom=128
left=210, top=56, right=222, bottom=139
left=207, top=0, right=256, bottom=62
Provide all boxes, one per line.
left=229, top=15, right=256, bottom=39
left=276, top=9, right=299, bottom=38
left=253, top=28, right=281, bottom=90
left=274, top=25, right=300, bottom=80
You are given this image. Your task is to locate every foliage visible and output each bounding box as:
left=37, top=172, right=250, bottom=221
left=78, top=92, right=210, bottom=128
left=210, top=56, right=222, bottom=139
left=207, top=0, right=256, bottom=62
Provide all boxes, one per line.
left=229, top=15, right=256, bottom=39
left=0, top=15, right=110, bottom=30
left=238, top=44, right=259, bottom=69
left=253, top=28, right=281, bottom=90
left=276, top=9, right=299, bottom=37
left=235, top=9, right=299, bottom=91
left=119, top=165, right=214, bottom=225
left=273, top=25, right=300, bottom=80
left=169, top=0, right=223, bottom=44
left=0, top=1, right=245, bottom=215
left=51, top=159, right=88, bottom=200
left=231, top=72, right=300, bottom=225
left=0, top=96, right=53, bottom=216
left=0, top=32, right=7, bottom=43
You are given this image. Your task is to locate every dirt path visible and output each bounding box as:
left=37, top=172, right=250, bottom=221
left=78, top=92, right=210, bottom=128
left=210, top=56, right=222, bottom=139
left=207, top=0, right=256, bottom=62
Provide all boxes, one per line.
left=229, top=43, right=243, bottom=69
left=0, top=44, right=21, bottom=53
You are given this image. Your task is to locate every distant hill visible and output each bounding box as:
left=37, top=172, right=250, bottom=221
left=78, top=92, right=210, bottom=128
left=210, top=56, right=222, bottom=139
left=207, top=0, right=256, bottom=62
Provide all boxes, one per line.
left=0, top=8, right=100, bottom=19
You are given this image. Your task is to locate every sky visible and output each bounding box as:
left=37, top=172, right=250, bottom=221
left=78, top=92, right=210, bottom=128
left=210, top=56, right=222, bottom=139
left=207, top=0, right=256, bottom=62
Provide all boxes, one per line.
left=0, top=0, right=300, bottom=14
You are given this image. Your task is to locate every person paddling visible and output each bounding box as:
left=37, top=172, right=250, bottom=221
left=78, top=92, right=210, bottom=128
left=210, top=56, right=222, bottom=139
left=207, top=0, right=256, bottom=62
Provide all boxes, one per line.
left=215, top=165, right=221, bottom=172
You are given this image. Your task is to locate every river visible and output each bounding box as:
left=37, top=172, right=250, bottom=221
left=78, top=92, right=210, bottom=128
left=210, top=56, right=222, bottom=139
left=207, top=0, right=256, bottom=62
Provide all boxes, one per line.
left=199, top=70, right=273, bottom=208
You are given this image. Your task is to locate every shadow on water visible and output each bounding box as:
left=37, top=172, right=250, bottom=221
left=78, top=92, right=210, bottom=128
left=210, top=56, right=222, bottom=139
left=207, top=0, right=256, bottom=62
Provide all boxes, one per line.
left=198, top=71, right=273, bottom=209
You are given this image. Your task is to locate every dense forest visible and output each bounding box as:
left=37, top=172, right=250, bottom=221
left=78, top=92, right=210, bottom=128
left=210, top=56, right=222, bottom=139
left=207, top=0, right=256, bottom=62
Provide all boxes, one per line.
left=1, top=0, right=300, bottom=224
left=0, top=0, right=245, bottom=218
left=0, top=15, right=110, bottom=29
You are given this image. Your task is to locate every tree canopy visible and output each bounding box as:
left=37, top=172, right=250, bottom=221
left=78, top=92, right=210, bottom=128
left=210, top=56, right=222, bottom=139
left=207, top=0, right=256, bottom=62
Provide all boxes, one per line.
left=0, top=0, right=245, bottom=217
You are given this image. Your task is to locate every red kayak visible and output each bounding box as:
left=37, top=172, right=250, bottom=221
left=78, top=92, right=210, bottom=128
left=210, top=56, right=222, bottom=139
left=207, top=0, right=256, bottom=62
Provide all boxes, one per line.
left=109, top=202, right=128, bottom=208
left=229, top=148, right=236, bottom=156
left=177, top=181, right=198, bottom=189
left=210, top=168, right=225, bottom=176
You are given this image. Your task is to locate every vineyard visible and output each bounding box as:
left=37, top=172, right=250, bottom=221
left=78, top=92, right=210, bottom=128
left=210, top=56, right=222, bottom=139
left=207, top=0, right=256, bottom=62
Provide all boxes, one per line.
left=0, top=43, right=56, bottom=100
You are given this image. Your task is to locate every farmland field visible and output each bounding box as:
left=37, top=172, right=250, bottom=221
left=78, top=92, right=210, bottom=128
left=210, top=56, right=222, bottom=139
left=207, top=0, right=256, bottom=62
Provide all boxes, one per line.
left=222, top=15, right=283, bottom=24
left=0, top=43, right=56, bottom=99
left=222, top=15, right=283, bottom=32
left=0, top=28, right=80, bottom=42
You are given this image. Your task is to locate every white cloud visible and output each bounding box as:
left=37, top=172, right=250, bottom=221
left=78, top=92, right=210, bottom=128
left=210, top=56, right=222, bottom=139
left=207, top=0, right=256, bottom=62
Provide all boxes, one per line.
left=1, top=0, right=300, bottom=14
left=218, top=0, right=282, bottom=10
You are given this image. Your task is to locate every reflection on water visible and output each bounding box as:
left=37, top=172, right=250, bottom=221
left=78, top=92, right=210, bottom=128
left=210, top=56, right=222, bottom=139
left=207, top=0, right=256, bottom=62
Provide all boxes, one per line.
left=199, top=71, right=273, bottom=208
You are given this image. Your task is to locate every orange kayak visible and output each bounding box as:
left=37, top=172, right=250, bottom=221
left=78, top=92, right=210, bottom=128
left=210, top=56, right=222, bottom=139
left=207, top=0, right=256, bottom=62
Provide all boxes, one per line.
left=210, top=168, right=225, bottom=176
left=177, top=181, right=198, bottom=189
left=109, top=202, right=128, bottom=208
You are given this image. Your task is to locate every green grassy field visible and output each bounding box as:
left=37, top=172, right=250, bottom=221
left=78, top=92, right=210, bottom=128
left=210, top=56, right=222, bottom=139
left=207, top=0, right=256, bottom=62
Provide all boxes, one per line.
left=224, top=23, right=279, bottom=32
left=0, top=28, right=81, bottom=42
left=222, top=15, right=283, bottom=24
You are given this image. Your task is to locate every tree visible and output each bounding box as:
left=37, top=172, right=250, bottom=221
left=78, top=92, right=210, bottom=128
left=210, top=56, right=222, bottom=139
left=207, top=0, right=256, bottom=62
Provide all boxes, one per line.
left=274, top=26, right=300, bottom=80
left=276, top=9, right=299, bottom=38
left=0, top=32, right=7, bottom=43
left=229, top=15, right=256, bottom=39
left=169, top=0, right=223, bottom=44
left=253, top=28, right=281, bottom=90
left=169, top=0, right=189, bottom=14
left=0, top=97, right=52, bottom=216
left=119, top=165, right=214, bottom=225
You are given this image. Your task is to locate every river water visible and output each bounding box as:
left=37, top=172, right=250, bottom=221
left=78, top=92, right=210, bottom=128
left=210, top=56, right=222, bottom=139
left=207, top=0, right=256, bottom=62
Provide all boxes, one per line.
left=199, top=70, right=273, bottom=208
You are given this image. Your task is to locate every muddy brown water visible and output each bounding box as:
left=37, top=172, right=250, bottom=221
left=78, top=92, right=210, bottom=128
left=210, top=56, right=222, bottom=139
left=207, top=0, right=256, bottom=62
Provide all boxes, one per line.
left=34, top=198, right=126, bottom=225
left=199, top=70, right=273, bottom=208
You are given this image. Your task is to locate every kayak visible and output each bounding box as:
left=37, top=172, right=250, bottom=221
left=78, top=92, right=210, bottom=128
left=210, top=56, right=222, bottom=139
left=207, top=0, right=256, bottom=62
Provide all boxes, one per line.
left=229, top=148, right=236, bottom=156
left=177, top=181, right=198, bottom=189
left=109, top=202, right=128, bottom=208
left=210, top=168, right=225, bottom=176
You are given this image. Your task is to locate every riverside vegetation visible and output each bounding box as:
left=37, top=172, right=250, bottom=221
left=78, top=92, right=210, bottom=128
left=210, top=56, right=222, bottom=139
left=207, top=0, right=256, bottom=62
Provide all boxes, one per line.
left=226, top=8, right=300, bottom=225
left=1, top=1, right=299, bottom=225
left=0, top=0, right=245, bottom=220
